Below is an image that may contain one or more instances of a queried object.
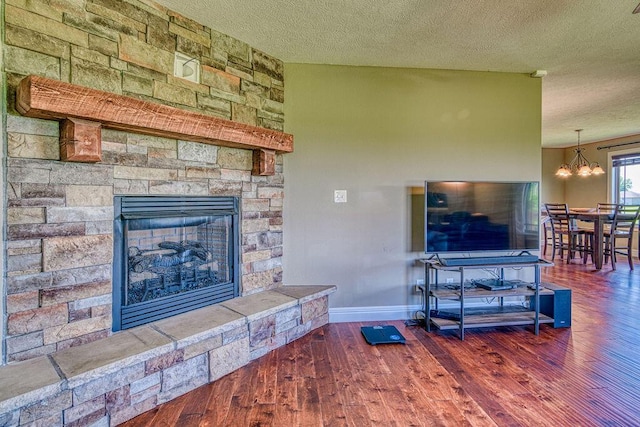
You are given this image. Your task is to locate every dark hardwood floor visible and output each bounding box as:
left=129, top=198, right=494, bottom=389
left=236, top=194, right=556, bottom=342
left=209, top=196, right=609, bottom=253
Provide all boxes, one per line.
left=122, top=259, right=640, bottom=426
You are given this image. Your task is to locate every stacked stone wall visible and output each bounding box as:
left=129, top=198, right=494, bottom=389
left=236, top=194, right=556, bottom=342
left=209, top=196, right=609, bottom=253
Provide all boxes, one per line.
left=3, top=0, right=286, bottom=363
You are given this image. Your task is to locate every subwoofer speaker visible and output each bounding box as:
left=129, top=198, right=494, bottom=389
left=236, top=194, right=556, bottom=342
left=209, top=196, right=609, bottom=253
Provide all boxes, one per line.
left=532, top=284, right=571, bottom=328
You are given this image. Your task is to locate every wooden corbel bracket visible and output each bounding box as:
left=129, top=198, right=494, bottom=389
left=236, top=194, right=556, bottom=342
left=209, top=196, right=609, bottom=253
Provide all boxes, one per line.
left=252, top=148, right=276, bottom=176
left=60, top=118, right=102, bottom=162
left=16, top=75, right=294, bottom=175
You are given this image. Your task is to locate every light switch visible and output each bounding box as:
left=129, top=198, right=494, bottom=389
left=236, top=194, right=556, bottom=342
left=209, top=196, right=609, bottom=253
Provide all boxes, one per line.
left=334, top=190, right=347, bottom=203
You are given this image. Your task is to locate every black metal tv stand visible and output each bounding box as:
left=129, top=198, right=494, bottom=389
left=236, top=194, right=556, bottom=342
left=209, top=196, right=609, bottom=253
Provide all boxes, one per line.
left=421, top=257, right=554, bottom=340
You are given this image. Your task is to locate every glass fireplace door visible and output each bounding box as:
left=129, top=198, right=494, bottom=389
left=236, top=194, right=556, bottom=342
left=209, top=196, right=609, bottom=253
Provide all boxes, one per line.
left=113, top=196, right=239, bottom=331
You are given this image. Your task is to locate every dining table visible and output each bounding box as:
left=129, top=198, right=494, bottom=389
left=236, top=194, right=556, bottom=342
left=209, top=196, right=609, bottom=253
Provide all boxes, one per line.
left=570, top=207, right=640, bottom=270
left=568, top=209, right=612, bottom=270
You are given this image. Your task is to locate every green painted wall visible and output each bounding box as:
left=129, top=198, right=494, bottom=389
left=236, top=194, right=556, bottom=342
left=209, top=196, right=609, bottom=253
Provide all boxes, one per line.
left=283, top=64, right=542, bottom=311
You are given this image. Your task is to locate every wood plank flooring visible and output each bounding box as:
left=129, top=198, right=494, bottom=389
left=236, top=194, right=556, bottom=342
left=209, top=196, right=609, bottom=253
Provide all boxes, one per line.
left=121, top=260, right=640, bottom=426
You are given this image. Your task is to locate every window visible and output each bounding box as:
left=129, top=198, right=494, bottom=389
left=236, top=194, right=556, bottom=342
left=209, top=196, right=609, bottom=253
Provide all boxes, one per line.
left=611, top=152, right=640, bottom=205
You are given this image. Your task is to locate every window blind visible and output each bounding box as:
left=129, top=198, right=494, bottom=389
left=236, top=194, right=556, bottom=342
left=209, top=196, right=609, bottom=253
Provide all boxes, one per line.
left=612, top=153, right=640, bottom=167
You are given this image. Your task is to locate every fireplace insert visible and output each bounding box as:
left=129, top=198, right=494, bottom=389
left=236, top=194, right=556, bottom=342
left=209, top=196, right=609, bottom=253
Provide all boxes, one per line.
left=113, top=196, right=239, bottom=331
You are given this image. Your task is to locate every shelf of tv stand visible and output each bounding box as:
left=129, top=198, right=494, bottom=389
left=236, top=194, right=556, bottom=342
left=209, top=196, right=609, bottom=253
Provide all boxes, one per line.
left=430, top=283, right=554, bottom=301
left=430, top=308, right=555, bottom=331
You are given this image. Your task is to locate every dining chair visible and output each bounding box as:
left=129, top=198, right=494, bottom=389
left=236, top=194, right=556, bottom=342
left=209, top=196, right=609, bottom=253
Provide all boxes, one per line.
left=541, top=215, right=553, bottom=257
left=544, top=203, right=586, bottom=263
left=603, top=204, right=640, bottom=270
left=597, top=203, right=618, bottom=213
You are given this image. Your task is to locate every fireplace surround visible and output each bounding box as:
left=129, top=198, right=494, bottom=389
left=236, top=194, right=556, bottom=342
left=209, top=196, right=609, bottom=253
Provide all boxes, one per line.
left=0, top=1, right=336, bottom=423
left=113, top=196, right=240, bottom=331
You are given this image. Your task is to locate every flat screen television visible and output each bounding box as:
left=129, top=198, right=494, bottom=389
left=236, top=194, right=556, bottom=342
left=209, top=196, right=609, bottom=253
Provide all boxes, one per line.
left=424, top=181, right=540, bottom=255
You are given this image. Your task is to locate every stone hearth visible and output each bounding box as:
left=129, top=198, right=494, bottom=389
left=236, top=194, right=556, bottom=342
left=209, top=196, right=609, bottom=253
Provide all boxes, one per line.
left=0, top=285, right=335, bottom=426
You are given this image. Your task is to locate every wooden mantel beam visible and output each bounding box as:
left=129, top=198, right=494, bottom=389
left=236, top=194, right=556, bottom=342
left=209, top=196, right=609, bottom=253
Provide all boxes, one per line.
left=16, top=75, right=293, bottom=164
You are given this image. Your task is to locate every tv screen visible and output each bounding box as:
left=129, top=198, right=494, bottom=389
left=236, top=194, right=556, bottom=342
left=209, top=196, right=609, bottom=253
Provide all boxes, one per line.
left=424, top=181, right=540, bottom=254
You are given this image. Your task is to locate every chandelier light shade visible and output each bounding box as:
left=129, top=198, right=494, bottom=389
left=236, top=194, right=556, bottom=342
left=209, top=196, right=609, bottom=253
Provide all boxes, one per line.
left=555, top=129, right=605, bottom=178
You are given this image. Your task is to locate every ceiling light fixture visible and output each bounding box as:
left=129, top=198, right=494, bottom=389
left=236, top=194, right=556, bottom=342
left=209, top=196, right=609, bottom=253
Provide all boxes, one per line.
left=555, top=129, right=605, bottom=178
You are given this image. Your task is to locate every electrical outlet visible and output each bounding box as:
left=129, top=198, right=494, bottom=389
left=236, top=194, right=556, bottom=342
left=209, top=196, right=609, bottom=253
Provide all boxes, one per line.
left=334, top=190, right=347, bottom=203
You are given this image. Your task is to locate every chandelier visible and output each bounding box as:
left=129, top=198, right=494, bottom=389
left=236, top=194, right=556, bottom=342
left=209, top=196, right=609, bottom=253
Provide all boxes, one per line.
left=555, top=129, right=605, bottom=177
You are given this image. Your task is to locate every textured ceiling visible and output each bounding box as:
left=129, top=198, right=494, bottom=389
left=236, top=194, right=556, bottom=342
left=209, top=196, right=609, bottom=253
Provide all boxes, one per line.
left=155, top=0, right=640, bottom=148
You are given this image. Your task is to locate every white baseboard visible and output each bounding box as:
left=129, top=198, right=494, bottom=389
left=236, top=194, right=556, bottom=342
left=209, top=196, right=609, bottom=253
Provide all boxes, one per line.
left=328, top=300, right=513, bottom=323
left=329, top=305, right=423, bottom=323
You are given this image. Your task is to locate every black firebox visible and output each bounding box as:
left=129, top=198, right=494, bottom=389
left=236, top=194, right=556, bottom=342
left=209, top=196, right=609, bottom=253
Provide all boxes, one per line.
left=113, top=196, right=240, bottom=331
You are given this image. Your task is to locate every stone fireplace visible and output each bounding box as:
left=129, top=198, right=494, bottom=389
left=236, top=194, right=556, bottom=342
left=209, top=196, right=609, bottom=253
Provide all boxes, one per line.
left=0, top=2, right=337, bottom=423
left=0, top=58, right=339, bottom=427
left=5, top=61, right=292, bottom=363
left=113, top=196, right=240, bottom=330
left=4, top=125, right=286, bottom=363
